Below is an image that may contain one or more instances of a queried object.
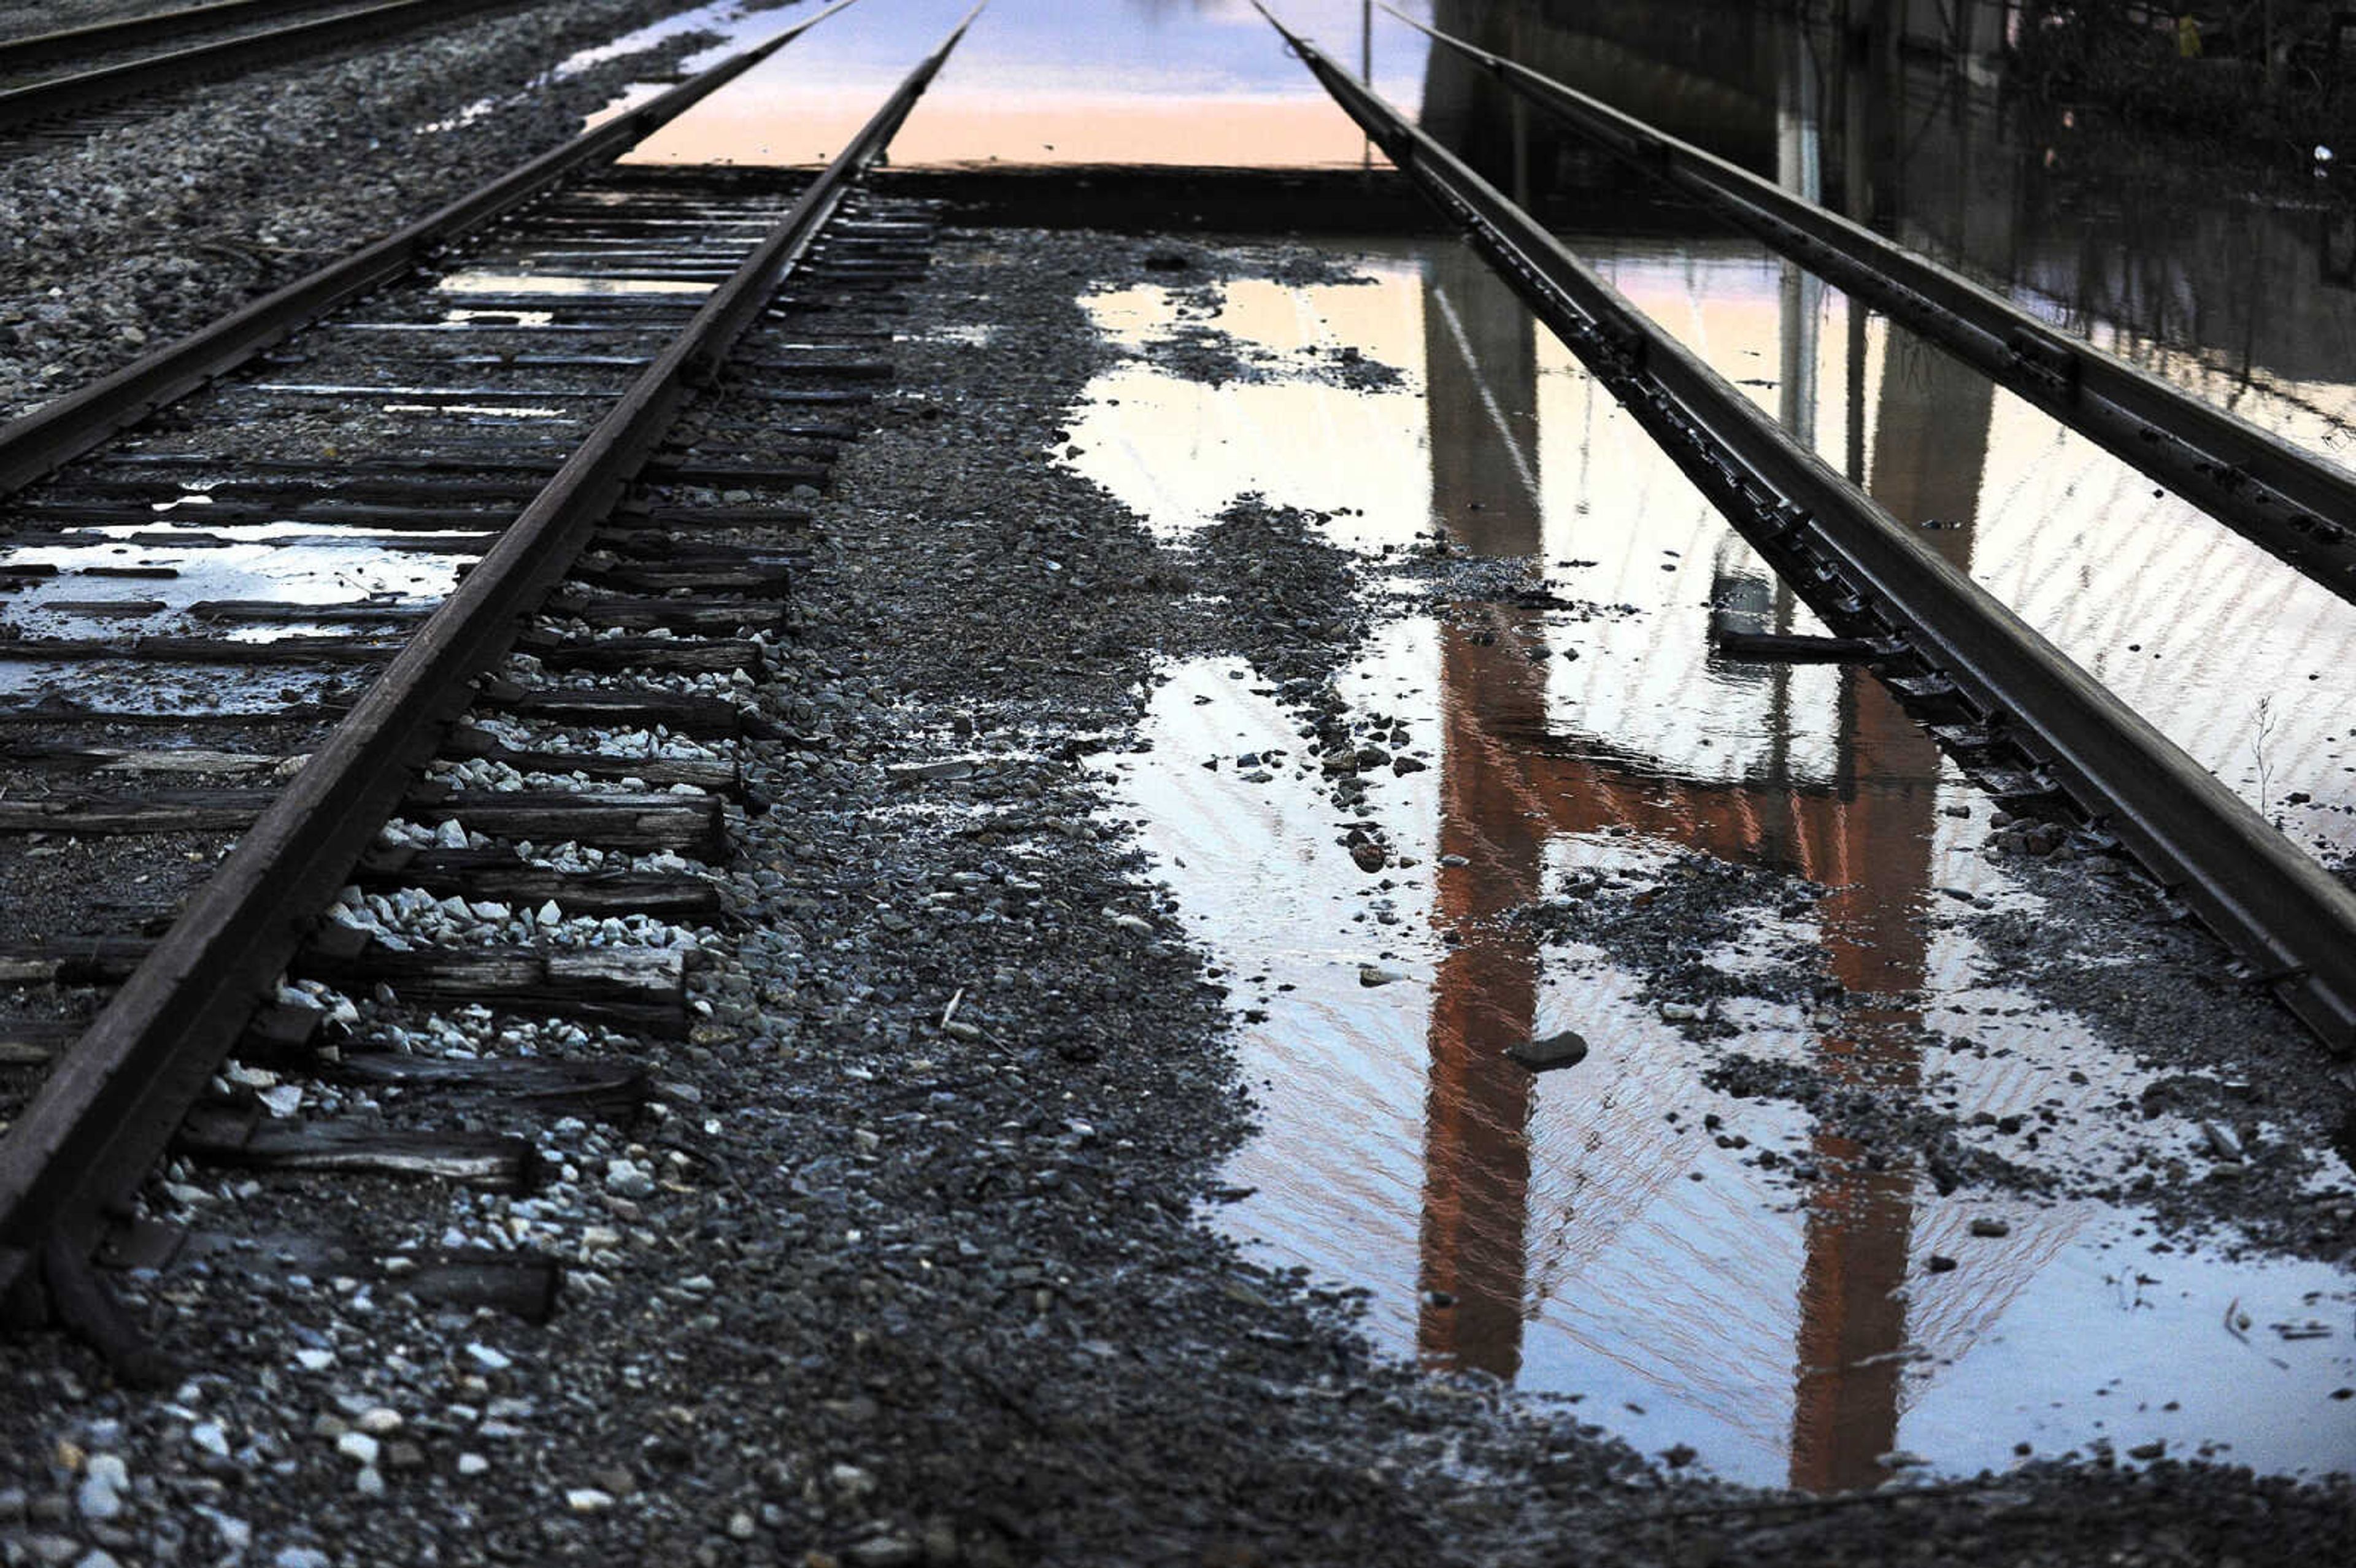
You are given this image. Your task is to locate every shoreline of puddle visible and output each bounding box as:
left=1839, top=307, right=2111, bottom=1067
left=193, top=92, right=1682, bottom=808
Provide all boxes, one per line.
left=1068, top=236, right=2356, bottom=1489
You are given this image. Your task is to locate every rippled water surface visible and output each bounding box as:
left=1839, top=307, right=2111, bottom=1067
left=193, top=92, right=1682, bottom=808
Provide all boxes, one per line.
left=1082, top=228, right=2356, bottom=1486
left=587, top=0, right=2356, bottom=1489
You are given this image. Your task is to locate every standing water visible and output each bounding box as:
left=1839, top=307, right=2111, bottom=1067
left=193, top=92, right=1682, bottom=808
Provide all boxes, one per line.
left=586, top=0, right=2356, bottom=1488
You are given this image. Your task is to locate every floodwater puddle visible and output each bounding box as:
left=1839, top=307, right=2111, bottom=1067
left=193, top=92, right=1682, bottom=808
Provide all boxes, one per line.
left=1066, top=263, right=1433, bottom=543
left=1103, top=641, right=2356, bottom=1486
left=604, top=0, right=1438, bottom=169
left=0, top=523, right=468, bottom=654
left=1082, top=228, right=2356, bottom=1486
left=434, top=272, right=712, bottom=299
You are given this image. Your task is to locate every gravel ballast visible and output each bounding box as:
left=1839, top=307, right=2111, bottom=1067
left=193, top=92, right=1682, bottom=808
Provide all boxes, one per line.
left=0, top=204, right=2351, bottom=1564
left=2, top=0, right=2354, bottom=1541
left=0, top=0, right=749, bottom=419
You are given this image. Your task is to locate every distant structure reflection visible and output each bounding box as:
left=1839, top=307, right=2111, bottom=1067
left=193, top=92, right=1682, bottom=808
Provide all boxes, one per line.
left=1406, top=12, right=2006, bottom=1485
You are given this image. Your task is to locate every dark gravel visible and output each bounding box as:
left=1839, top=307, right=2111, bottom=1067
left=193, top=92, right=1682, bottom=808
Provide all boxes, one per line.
left=0, top=0, right=741, bottom=418
left=0, top=191, right=2351, bottom=1567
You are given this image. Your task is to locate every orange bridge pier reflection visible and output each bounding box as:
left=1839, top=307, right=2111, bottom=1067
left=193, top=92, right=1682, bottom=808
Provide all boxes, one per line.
left=1411, top=239, right=1993, bottom=1489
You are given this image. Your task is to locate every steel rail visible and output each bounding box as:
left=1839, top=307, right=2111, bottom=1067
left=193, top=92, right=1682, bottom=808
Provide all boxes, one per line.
left=1255, top=4, right=2356, bottom=1057
left=0, top=0, right=959, bottom=1353
left=0, top=0, right=522, bottom=130
left=0, top=0, right=865, bottom=500
left=1382, top=4, right=2356, bottom=608
left=0, top=0, right=355, bottom=75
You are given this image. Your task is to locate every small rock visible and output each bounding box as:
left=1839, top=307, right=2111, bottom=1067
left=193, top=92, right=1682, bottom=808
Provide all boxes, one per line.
left=465, top=1342, right=513, bottom=1372
left=604, top=1158, right=656, bottom=1198
left=1349, top=839, right=1387, bottom=873
left=566, top=1488, right=615, bottom=1515
left=72, top=1476, right=121, bottom=1523
left=887, top=759, right=975, bottom=785
left=189, top=1422, right=231, bottom=1459
left=198, top=1510, right=251, bottom=1551
left=456, top=1453, right=490, bottom=1477
left=2202, top=1121, right=2246, bottom=1162
left=335, top=1433, right=380, bottom=1467
left=1505, top=1029, right=1588, bottom=1073
left=1968, top=1218, right=2011, bottom=1239
left=1357, top=964, right=1407, bottom=988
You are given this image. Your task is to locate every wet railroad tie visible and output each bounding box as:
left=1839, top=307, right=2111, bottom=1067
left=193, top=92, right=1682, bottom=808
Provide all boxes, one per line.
left=0, top=0, right=982, bottom=1378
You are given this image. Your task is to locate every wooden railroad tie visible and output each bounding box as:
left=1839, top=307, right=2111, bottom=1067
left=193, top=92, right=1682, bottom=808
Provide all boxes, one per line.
left=0, top=788, right=728, bottom=858
left=0, top=940, right=691, bottom=1038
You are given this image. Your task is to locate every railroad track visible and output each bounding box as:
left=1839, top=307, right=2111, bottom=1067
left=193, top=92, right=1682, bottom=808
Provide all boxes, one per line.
left=0, top=0, right=358, bottom=71
left=0, top=0, right=979, bottom=1376
left=1255, top=3, right=2356, bottom=1058
left=0, top=0, right=527, bottom=145
left=1387, top=4, right=2356, bottom=608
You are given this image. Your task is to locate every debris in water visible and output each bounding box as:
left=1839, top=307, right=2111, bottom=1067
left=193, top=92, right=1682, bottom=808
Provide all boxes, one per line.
left=1506, top=1030, right=1590, bottom=1073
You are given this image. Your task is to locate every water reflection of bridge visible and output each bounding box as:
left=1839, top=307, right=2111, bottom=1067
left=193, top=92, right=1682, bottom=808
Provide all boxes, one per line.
left=1408, top=182, right=2015, bottom=1483
left=1420, top=0, right=2356, bottom=391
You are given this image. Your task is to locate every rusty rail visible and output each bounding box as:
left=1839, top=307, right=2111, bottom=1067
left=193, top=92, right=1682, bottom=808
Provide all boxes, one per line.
left=0, top=0, right=984, bottom=1363
left=0, top=0, right=356, bottom=75
left=0, top=0, right=866, bottom=497
left=1385, top=2, right=2356, bottom=607
left=0, top=0, right=523, bottom=131
left=1258, top=2, right=2356, bottom=1058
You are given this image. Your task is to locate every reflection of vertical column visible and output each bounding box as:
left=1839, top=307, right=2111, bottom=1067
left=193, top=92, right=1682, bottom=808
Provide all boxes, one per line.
left=1837, top=0, right=1895, bottom=226
left=1777, top=22, right=1824, bottom=448
left=1417, top=245, right=1546, bottom=1380
left=1788, top=312, right=1987, bottom=1493
left=1422, top=619, right=1546, bottom=1380
left=1788, top=704, right=1936, bottom=1491
left=1422, top=0, right=1524, bottom=180
left=1866, top=328, right=1992, bottom=553
left=1421, top=244, right=1541, bottom=558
